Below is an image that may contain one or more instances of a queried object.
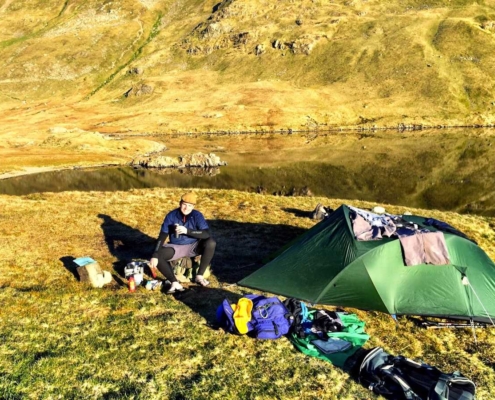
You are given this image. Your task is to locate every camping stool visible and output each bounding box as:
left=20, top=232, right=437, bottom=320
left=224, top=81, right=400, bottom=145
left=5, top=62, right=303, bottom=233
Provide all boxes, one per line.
left=171, top=256, right=210, bottom=282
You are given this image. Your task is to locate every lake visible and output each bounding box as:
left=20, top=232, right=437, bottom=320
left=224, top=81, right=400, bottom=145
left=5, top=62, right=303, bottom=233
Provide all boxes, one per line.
left=1, top=130, right=494, bottom=215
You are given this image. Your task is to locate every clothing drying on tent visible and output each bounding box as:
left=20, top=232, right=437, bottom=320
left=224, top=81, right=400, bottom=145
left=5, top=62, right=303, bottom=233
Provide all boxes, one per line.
left=238, top=205, right=495, bottom=324
left=348, top=206, right=451, bottom=266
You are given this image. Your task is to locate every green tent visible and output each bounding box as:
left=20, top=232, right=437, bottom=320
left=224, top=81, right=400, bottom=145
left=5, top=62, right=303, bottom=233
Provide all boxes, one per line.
left=239, top=205, right=495, bottom=323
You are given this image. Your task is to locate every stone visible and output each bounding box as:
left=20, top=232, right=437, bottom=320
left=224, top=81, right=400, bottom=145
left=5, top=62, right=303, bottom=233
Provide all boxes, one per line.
left=255, top=44, right=265, bottom=56
left=128, top=67, right=143, bottom=74
left=131, top=152, right=227, bottom=169
left=124, top=83, right=154, bottom=97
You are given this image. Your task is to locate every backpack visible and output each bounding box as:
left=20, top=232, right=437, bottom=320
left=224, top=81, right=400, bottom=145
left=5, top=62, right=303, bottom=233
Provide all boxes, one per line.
left=358, top=347, right=476, bottom=400
left=250, top=295, right=292, bottom=339
left=217, top=295, right=292, bottom=339
left=216, top=298, right=254, bottom=335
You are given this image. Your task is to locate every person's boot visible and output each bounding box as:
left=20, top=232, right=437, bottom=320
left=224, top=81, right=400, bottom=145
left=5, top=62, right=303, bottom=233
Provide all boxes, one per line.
left=166, top=281, right=185, bottom=294
left=195, top=275, right=210, bottom=287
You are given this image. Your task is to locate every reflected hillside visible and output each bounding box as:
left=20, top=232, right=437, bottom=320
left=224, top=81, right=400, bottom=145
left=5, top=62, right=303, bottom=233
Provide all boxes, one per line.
left=1, top=156, right=495, bottom=216
left=1, top=129, right=495, bottom=215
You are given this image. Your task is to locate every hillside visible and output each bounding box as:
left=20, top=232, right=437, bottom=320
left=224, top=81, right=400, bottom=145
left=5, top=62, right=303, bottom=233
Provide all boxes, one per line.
left=1, top=0, right=495, bottom=173
left=2, top=0, right=495, bottom=132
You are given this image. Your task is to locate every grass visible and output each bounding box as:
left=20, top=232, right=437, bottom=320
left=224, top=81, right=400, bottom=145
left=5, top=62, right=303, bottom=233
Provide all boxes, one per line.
left=1, top=188, right=495, bottom=399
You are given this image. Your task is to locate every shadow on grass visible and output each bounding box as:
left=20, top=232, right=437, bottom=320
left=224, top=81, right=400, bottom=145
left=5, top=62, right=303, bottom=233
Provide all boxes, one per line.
left=96, top=214, right=306, bottom=285
left=96, top=214, right=306, bottom=317
left=282, top=207, right=312, bottom=218
left=171, top=286, right=244, bottom=328
left=59, top=256, right=80, bottom=281
left=98, top=213, right=155, bottom=278
left=207, top=219, right=306, bottom=284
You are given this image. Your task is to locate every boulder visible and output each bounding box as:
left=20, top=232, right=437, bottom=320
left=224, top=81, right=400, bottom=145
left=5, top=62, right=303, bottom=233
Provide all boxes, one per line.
left=124, top=83, right=154, bottom=97
left=131, top=152, right=227, bottom=169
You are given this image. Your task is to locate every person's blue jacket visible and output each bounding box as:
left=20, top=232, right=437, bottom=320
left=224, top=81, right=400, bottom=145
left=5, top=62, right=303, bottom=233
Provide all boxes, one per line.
left=160, top=208, right=209, bottom=245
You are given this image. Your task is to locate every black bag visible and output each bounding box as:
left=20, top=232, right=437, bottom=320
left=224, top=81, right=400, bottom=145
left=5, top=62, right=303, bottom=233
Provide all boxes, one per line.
left=358, top=347, right=476, bottom=400
left=312, top=310, right=344, bottom=334
left=283, top=298, right=310, bottom=338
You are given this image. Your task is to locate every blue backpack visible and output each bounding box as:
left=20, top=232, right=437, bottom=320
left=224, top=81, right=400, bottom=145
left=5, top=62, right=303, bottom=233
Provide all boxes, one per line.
left=250, top=295, right=292, bottom=339
left=216, top=294, right=292, bottom=339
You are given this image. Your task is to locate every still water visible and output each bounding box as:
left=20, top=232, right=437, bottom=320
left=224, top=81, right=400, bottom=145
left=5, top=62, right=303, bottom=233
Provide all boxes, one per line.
left=1, top=159, right=494, bottom=216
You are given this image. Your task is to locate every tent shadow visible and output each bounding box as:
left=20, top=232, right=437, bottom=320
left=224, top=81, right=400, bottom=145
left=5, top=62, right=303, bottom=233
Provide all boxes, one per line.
left=98, top=213, right=155, bottom=278
left=207, top=219, right=306, bottom=284
left=96, top=214, right=306, bottom=286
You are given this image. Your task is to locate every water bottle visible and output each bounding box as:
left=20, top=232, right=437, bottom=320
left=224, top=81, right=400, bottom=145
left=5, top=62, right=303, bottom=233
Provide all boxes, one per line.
left=128, top=276, right=136, bottom=292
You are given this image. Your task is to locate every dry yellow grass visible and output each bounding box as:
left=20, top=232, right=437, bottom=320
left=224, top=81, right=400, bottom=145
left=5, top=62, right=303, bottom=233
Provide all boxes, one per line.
left=0, top=188, right=494, bottom=398
left=1, top=0, right=495, bottom=174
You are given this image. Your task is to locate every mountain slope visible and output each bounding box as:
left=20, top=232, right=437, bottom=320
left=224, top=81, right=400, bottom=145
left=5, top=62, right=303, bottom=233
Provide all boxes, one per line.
left=1, top=0, right=495, bottom=174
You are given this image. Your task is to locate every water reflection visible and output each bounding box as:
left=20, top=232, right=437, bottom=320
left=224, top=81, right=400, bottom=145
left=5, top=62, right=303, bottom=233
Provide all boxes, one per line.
left=1, top=161, right=494, bottom=216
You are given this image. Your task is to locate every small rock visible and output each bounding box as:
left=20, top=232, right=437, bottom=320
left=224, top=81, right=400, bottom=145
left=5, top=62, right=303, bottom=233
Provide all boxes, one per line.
left=255, top=44, right=265, bottom=56
left=128, top=67, right=143, bottom=75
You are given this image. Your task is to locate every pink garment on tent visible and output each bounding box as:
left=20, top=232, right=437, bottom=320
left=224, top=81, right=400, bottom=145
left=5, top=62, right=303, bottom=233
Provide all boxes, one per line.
left=399, top=231, right=450, bottom=266
left=353, top=214, right=374, bottom=241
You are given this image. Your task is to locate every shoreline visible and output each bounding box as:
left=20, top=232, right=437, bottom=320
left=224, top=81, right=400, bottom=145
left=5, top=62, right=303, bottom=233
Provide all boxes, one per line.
left=107, top=123, right=495, bottom=138
left=0, top=162, right=123, bottom=181
left=2, top=123, right=495, bottom=181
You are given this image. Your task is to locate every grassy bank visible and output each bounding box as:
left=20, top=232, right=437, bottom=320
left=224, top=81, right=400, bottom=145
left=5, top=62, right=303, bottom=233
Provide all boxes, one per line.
left=1, top=188, right=494, bottom=399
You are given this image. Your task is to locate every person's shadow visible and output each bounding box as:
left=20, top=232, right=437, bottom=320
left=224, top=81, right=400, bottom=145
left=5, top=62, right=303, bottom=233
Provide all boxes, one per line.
left=96, top=213, right=306, bottom=324
left=96, top=214, right=307, bottom=285
left=98, top=213, right=156, bottom=278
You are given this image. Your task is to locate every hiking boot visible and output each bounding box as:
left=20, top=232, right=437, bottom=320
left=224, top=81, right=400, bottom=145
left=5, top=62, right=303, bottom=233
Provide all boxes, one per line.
left=312, top=203, right=328, bottom=220
left=195, top=275, right=210, bottom=287
left=166, top=281, right=185, bottom=294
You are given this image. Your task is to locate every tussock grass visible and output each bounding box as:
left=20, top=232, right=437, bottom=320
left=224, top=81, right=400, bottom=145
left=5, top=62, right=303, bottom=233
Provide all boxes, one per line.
left=1, top=188, right=494, bottom=398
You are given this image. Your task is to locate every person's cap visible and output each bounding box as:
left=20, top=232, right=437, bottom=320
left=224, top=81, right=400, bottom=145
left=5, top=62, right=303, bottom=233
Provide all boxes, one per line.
left=181, top=192, right=197, bottom=205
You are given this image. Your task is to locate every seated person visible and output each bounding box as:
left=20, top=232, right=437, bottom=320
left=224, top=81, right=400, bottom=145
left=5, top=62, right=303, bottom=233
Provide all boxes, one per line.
left=149, top=192, right=216, bottom=293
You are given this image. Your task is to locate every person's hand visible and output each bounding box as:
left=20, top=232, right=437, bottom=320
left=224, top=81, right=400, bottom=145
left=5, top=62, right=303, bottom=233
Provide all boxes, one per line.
left=175, top=225, right=188, bottom=235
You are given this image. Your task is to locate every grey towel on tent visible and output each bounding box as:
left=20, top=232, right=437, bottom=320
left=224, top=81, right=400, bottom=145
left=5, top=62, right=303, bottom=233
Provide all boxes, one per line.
left=399, top=231, right=450, bottom=266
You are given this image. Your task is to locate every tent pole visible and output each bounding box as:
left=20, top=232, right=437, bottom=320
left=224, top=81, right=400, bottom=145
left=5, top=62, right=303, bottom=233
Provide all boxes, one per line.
left=470, top=318, right=478, bottom=344
left=390, top=314, right=399, bottom=327
left=470, top=318, right=478, bottom=343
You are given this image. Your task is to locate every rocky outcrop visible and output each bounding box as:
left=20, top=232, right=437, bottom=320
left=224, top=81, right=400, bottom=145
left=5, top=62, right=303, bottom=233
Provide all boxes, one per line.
left=124, top=83, right=153, bottom=97
left=131, top=152, right=227, bottom=169
left=272, top=35, right=324, bottom=55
